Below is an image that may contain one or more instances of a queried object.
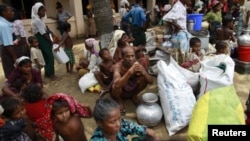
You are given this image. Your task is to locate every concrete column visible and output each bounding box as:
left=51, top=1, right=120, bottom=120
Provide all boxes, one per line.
left=93, top=0, right=114, bottom=48
left=69, top=0, right=84, bottom=38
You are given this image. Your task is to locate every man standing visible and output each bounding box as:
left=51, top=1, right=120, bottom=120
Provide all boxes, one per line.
left=0, top=4, right=17, bottom=79
left=110, top=46, right=153, bottom=114
left=124, top=0, right=146, bottom=47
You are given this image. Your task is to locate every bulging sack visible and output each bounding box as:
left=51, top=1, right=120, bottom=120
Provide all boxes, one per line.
left=78, top=72, right=98, bottom=94
left=198, top=54, right=235, bottom=99
left=157, top=60, right=196, bottom=136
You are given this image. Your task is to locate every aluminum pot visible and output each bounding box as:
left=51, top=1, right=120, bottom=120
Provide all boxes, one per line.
left=237, top=29, right=250, bottom=47
left=136, top=93, right=163, bottom=127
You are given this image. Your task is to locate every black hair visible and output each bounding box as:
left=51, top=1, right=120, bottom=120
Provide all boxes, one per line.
left=28, top=36, right=37, bottom=44
left=0, top=97, right=23, bottom=118
left=0, top=4, right=8, bottom=16
left=61, top=22, right=71, bottom=32
left=212, top=2, right=221, bottom=9
left=222, top=15, right=234, bottom=26
left=18, top=59, right=32, bottom=67
left=51, top=99, right=69, bottom=116
left=21, top=84, right=43, bottom=103
left=113, top=25, right=119, bottom=30
left=215, top=41, right=227, bottom=51
left=56, top=1, right=63, bottom=9
left=189, top=37, right=201, bottom=47
left=98, top=48, right=109, bottom=58
left=93, top=97, right=120, bottom=122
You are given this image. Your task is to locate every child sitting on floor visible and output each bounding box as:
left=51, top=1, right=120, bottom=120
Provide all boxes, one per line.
left=181, top=37, right=203, bottom=72
left=94, top=48, right=115, bottom=97
left=75, top=57, right=90, bottom=78
left=51, top=93, right=92, bottom=141
left=35, top=93, right=92, bottom=141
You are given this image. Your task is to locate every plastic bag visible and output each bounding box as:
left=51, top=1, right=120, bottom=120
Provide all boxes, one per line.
left=187, top=85, right=245, bottom=141
left=78, top=72, right=98, bottom=94
left=198, top=54, right=235, bottom=99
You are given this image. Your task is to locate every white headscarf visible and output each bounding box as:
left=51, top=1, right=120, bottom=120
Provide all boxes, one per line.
left=107, top=30, right=125, bottom=58
left=14, top=56, right=30, bottom=68
left=31, top=2, right=46, bottom=20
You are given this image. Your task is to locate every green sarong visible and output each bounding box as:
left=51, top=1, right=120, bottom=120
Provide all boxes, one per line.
left=35, top=33, right=55, bottom=77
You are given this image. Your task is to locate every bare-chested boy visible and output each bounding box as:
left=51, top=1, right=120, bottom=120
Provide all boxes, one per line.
left=215, top=15, right=236, bottom=55
left=110, top=46, right=153, bottom=114
left=94, top=48, right=115, bottom=97
left=56, top=22, right=75, bottom=73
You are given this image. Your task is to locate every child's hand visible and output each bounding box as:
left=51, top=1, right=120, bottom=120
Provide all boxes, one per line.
left=54, top=46, right=60, bottom=52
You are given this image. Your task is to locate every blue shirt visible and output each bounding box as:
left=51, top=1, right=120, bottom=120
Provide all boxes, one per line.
left=0, top=16, right=13, bottom=46
left=90, top=119, right=147, bottom=141
left=124, top=4, right=146, bottom=27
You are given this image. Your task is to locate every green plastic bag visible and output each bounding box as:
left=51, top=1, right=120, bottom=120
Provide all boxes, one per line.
left=187, top=85, right=245, bottom=141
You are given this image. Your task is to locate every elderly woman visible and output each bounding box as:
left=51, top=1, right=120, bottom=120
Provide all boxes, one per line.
left=31, top=2, right=56, bottom=80
left=84, top=38, right=102, bottom=71
left=1, top=56, right=43, bottom=98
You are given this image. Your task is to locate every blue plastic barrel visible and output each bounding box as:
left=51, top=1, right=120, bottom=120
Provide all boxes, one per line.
left=187, top=14, right=203, bottom=31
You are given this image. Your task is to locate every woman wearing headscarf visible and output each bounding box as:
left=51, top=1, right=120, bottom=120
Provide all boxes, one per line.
left=203, top=1, right=223, bottom=44
left=107, top=29, right=127, bottom=60
left=31, top=2, right=56, bottom=79
left=1, top=56, right=43, bottom=98
left=84, top=38, right=102, bottom=71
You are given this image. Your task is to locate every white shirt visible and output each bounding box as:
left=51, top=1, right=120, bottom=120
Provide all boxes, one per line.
left=30, top=47, right=46, bottom=69
left=31, top=17, right=47, bottom=35
left=119, top=7, right=127, bottom=18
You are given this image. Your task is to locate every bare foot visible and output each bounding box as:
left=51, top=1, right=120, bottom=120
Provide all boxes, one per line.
left=99, top=89, right=109, bottom=97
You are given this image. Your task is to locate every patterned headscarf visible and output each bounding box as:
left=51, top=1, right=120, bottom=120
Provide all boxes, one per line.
left=35, top=93, right=91, bottom=141
left=107, top=30, right=125, bottom=58
left=85, top=38, right=100, bottom=57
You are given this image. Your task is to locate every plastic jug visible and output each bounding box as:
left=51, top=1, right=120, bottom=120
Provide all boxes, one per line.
left=52, top=44, right=69, bottom=64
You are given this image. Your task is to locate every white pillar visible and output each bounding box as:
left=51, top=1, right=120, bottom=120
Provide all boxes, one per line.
left=69, top=0, right=84, bottom=38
